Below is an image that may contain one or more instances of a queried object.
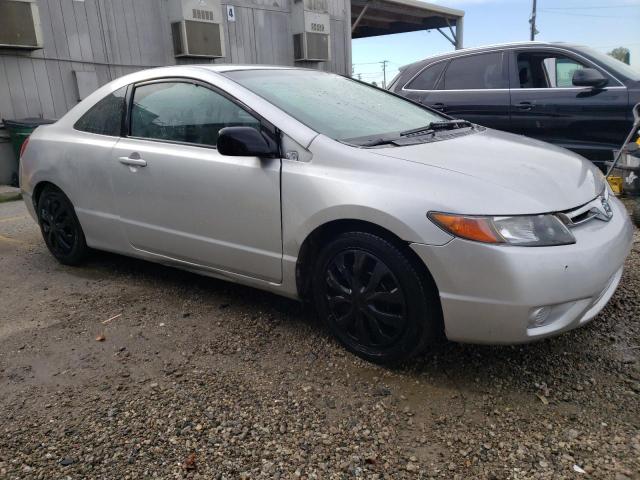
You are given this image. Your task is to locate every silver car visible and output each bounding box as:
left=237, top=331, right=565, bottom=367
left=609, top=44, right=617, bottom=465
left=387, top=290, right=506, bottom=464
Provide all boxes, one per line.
left=20, top=66, right=634, bottom=364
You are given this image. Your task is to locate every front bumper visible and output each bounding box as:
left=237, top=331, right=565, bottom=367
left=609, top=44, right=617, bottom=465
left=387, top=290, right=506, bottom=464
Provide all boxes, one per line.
left=411, top=196, right=634, bottom=344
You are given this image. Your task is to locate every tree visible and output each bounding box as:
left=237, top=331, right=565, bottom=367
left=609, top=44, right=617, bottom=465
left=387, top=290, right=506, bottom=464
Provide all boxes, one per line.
left=608, top=47, right=630, bottom=65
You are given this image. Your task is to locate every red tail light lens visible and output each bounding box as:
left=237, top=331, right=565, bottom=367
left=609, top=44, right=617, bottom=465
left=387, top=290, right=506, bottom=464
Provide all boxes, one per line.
left=19, top=136, right=30, bottom=158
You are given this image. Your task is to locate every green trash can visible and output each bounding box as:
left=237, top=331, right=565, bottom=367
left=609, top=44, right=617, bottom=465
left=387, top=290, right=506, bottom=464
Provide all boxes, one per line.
left=2, top=118, right=55, bottom=186
left=3, top=118, right=55, bottom=159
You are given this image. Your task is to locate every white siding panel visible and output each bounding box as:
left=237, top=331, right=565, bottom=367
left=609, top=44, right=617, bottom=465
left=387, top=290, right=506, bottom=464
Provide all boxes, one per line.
left=32, top=59, right=56, bottom=119
left=3, top=57, right=28, bottom=118
left=0, top=59, right=16, bottom=120
left=60, top=0, right=83, bottom=61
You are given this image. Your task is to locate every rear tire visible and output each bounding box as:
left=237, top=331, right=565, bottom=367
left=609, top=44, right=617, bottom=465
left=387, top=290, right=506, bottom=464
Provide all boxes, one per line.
left=312, top=231, right=439, bottom=364
left=37, top=186, right=88, bottom=265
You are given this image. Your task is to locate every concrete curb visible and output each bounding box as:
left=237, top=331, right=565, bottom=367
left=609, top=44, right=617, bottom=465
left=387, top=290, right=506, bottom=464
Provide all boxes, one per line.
left=0, top=187, right=22, bottom=203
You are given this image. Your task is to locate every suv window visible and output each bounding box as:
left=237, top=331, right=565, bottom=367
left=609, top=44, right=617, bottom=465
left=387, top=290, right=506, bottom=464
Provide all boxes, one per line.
left=74, top=87, right=126, bottom=136
left=130, top=81, right=260, bottom=146
left=405, top=61, right=446, bottom=90
left=517, top=52, right=587, bottom=88
left=442, top=52, right=506, bottom=90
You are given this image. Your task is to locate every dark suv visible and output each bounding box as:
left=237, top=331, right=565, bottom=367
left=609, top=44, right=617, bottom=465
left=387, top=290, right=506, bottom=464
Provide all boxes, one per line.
left=390, top=42, right=640, bottom=164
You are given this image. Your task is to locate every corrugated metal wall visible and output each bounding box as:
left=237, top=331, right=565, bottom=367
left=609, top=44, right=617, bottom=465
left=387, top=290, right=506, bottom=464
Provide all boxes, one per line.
left=0, top=0, right=352, bottom=122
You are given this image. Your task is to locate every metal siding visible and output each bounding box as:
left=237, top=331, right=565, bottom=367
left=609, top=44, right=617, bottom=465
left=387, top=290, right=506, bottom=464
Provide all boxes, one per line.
left=84, top=0, right=107, bottom=63
left=44, top=59, right=69, bottom=117
left=0, top=0, right=352, bottom=122
left=48, top=0, right=72, bottom=60
left=0, top=59, right=16, bottom=120
left=122, top=0, right=142, bottom=66
left=73, top=0, right=94, bottom=62
left=60, top=0, right=83, bottom=61
left=32, top=59, right=56, bottom=118
left=3, top=57, right=28, bottom=119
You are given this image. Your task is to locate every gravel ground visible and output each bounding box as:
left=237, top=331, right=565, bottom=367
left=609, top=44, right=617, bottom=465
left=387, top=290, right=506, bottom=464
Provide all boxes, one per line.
left=0, top=199, right=639, bottom=479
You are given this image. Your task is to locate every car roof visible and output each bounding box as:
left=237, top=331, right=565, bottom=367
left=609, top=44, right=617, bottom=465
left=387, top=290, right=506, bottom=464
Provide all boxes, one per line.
left=400, top=41, right=586, bottom=70
left=191, top=64, right=305, bottom=73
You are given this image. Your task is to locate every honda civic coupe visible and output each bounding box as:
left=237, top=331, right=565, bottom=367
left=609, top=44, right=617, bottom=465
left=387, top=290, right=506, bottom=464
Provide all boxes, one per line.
left=20, top=66, right=634, bottom=364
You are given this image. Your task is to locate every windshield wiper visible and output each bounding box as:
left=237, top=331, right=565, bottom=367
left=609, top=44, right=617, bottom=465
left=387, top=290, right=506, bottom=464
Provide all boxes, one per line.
left=355, top=137, right=398, bottom=147
left=400, top=119, right=472, bottom=137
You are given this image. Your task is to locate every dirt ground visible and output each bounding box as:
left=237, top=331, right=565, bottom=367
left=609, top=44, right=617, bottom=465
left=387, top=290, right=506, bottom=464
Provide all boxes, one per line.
left=0, top=199, right=639, bottom=479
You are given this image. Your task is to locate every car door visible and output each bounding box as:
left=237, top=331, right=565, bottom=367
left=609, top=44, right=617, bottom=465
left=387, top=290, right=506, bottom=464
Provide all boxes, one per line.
left=508, top=48, right=628, bottom=161
left=109, top=78, right=282, bottom=283
left=401, top=51, right=511, bottom=130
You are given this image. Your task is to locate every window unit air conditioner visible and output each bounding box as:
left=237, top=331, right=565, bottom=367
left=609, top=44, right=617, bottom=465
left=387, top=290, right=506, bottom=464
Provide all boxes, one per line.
left=0, top=0, right=43, bottom=50
left=169, top=0, right=225, bottom=58
left=292, top=0, right=330, bottom=62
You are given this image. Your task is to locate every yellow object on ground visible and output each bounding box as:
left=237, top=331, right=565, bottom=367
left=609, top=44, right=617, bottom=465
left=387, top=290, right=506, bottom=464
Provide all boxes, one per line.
left=607, top=176, right=623, bottom=195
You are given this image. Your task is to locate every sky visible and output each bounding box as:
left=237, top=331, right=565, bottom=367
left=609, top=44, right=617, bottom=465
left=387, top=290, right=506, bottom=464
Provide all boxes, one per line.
left=352, top=0, right=640, bottom=86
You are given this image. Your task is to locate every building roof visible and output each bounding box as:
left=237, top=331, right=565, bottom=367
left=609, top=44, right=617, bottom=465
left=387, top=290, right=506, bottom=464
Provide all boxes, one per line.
left=351, top=0, right=464, bottom=39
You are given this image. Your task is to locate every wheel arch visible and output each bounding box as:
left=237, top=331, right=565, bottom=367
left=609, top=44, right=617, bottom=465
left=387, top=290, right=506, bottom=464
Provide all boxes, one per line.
left=32, top=180, right=64, bottom=208
left=295, top=218, right=443, bottom=323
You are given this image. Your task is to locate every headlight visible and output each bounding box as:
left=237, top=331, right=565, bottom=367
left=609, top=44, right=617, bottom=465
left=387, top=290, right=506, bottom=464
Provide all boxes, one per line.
left=428, top=212, right=575, bottom=246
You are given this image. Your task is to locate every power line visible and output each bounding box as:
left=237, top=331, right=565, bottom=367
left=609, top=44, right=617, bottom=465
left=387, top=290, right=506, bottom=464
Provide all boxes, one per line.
left=543, top=4, right=640, bottom=9
left=539, top=9, right=631, bottom=18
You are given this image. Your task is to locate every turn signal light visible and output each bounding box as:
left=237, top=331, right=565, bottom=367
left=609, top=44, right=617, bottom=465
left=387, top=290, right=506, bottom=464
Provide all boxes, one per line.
left=428, top=212, right=503, bottom=244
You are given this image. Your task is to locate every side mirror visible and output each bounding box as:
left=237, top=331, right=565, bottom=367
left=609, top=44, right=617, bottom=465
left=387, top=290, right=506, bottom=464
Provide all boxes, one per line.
left=572, top=68, right=608, bottom=88
left=217, top=126, right=278, bottom=157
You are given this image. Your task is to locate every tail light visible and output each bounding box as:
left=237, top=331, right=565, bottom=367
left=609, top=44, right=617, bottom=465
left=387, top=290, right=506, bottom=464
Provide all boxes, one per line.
left=19, top=136, right=30, bottom=158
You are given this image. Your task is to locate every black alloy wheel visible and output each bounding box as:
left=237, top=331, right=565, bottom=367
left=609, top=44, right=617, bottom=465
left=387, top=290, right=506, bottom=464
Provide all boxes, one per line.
left=324, top=249, right=407, bottom=349
left=313, top=232, right=439, bottom=364
left=37, top=186, right=88, bottom=265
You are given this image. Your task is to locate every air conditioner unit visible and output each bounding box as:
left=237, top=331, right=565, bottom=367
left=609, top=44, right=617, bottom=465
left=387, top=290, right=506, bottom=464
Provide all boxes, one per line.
left=0, top=0, right=42, bottom=50
left=169, top=0, right=225, bottom=58
left=292, top=0, right=330, bottom=62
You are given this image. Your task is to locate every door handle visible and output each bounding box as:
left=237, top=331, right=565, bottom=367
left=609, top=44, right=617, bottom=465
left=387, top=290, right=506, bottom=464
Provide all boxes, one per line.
left=516, top=101, right=533, bottom=111
left=431, top=102, right=446, bottom=111
left=118, top=155, right=147, bottom=167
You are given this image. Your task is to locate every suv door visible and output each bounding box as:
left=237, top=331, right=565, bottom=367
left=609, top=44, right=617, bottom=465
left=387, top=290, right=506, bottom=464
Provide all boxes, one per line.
left=109, top=79, right=282, bottom=282
left=508, top=48, right=628, bottom=162
left=400, top=51, right=511, bottom=130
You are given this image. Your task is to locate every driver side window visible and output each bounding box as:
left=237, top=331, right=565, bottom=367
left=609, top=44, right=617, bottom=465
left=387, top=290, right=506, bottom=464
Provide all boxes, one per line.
left=130, top=81, right=260, bottom=146
left=517, top=52, right=587, bottom=88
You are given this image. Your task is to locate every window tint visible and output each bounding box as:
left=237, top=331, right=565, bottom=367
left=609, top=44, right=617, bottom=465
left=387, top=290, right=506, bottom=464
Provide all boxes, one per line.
left=443, top=52, right=506, bottom=90
left=405, top=62, right=446, bottom=90
left=517, top=52, right=587, bottom=88
left=130, top=82, right=260, bottom=146
left=74, top=87, right=126, bottom=136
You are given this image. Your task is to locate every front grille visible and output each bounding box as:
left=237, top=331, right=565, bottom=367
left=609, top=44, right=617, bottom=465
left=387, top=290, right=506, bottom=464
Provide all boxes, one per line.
left=557, top=192, right=613, bottom=228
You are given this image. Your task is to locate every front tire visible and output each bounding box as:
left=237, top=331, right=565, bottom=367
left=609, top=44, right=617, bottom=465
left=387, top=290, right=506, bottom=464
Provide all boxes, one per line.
left=312, top=232, right=439, bottom=364
left=37, top=186, right=88, bottom=265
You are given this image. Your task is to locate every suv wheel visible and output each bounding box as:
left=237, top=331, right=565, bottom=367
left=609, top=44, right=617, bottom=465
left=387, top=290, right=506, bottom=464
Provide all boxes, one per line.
left=37, top=186, right=88, bottom=265
left=313, top=231, right=439, bottom=364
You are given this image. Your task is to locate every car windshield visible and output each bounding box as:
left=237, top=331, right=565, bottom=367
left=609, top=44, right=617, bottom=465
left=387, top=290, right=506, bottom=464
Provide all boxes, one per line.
left=224, top=69, right=445, bottom=144
left=576, top=46, right=640, bottom=82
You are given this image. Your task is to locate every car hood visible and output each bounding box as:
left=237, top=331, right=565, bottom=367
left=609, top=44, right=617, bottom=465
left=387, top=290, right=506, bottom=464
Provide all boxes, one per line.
left=369, top=128, right=605, bottom=213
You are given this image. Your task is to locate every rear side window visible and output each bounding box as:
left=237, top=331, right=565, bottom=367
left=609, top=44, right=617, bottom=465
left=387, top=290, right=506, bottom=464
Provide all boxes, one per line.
left=443, top=52, right=507, bottom=90
left=74, top=87, right=126, bottom=136
left=405, top=62, right=446, bottom=90
left=130, top=81, right=260, bottom=146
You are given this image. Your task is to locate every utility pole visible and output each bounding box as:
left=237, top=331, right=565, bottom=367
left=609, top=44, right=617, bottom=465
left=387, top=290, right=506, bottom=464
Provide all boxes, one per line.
left=529, top=0, right=537, bottom=41
left=381, top=60, right=389, bottom=89
left=357, top=73, right=362, bottom=81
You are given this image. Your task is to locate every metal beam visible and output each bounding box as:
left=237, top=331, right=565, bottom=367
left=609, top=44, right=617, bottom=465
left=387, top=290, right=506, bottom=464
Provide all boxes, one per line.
left=352, top=3, right=370, bottom=33
left=455, top=16, right=464, bottom=49
left=436, top=27, right=455, bottom=47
